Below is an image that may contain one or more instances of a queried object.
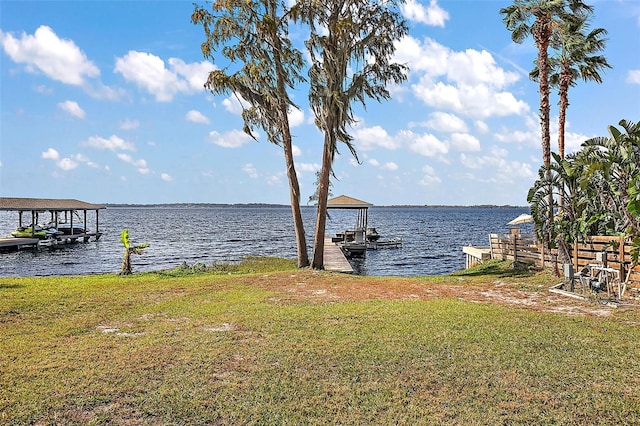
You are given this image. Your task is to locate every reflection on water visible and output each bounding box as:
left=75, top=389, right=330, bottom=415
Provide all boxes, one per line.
left=0, top=206, right=531, bottom=277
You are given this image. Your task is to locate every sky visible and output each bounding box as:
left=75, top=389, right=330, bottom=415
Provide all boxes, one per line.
left=1, top=0, right=639, bottom=206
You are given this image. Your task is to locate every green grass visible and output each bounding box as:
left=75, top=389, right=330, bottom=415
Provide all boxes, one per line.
left=1, top=258, right=640, bottom=424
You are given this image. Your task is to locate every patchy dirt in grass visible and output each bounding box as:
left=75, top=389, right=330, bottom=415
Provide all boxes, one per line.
left=246, top=270, right=640, bottom=318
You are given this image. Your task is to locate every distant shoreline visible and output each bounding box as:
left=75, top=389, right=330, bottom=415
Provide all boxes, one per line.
left=103, top=203, right=528, bottom=209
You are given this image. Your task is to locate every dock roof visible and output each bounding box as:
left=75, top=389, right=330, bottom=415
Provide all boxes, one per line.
left=0, top=197, right=105, bottom=211
left=327, top=195, right=373, bottom=209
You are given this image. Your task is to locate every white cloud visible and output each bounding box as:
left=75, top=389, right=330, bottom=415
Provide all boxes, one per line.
left=222, top=95, right=249, bottom=115
left=117, top=153, right=149, bottom=174
left=34, top=85, right=53, bottom=95
left=57, top=157, right=79, bottom=171
left=58, top=100, right=85, bottom=119
left=460, top=146, right=534, bottom=183
left=161, top=173, right=173, bottom=182
left=72, top=153, right=99, bottom=168
left=186, top=109, right=210, bottom=124
left=71, top=153, right=88, bottom=162
left=381, top=162, right=399, bottom=171
left=474, top=120, right=489, bottom=134
left=449, top=132, right=480, bottom=152
left=168, top=58, right=215, bottom=92
left=208, top=129, right=253, bottom=148
left=395, top=36, right=528, bottom=119
left=119, top=119, right=140, bottom=130
left=41, top=148, right=59, bottom=160
left=297, top=162, right=320, bottom=172
left=292, top=145, right=302, bottom=157
left=83, top=135, right=135, bottom=151
left=419, top=111, right=468, bottom=133
left=266, top=172, right=284, bottom=185
left=243, top=163, right=259, bottom=178
left=114, top=51, right=214, bottom=102
left=419, top=165, right=441, bottom=185
left=401, top=0, right=449, bottom=27
left=368, top=158, right=380, bottom=167
left=0, top=25, right=99, bottom=85
left=288, top=107, right=304, bottom=127
left=404, top=130, right=448, bottom=157
left=494, top=113, right=591, bottom=155
left=413, top=79, right=528, bottom=119
left=353, top=125, right=400, bottom=150
left=627, top=70, right=640, bottom=84
left=42, top=149, right=80, bottom=171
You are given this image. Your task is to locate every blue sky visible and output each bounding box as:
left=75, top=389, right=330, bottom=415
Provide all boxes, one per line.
left=1, top=0, right=639, bottom=206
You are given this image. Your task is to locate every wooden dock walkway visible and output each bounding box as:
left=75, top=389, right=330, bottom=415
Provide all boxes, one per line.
left=0, top=237, right=39, bottom=250
left=323, top=238, right=354, bottom=273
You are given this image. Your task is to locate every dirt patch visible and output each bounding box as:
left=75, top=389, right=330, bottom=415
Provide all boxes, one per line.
left=243, top=270, right=639, bottom=317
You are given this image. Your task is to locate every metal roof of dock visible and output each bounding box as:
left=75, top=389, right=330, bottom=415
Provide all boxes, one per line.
left=0, top=197, right=105, bottom=211
left=327, top=195, right=373, bottom=209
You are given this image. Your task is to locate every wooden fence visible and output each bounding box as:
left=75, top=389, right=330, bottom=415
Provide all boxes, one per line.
left=487, top=233, right=640, bottom=287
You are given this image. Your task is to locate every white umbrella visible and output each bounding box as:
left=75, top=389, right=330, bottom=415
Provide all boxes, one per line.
left=508, top=213, right=532, bottom=225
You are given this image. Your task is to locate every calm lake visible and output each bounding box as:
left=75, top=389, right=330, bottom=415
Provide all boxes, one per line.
left=0, top=206, right=531, bottom=277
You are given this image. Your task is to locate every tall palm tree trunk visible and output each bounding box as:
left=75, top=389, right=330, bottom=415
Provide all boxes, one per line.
left=535, top=23, right=555, bottom=271
left=557, top=67, right=571, bottom=214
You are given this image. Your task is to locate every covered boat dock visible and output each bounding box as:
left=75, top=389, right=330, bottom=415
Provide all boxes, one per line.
left=0, top=197, right=105, bottom=250
left=327, top=195, right=373, bottom=258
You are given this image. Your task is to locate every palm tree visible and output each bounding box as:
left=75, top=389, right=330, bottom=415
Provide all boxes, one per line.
left=501, top=0, right=592, bottom=167
left=292, top=0, right=408, bottom=269
left=554, top=16, right=610, bottom=160
left=529, top=14, right=610, bottom=211
left=192, top=0, right=310, bottom=267
left=119, top=229, right=149, bottom=275
left=502, top=0, right=592, bottom=251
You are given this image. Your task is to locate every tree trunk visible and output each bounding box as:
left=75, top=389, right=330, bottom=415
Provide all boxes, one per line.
left=312, top=134, right=334, bottom=269
left=535, top=23, right=554, bottom=260
left=557, top=65, right=571, bottom=212
left=537, top=37, right=551, bottom=169
left=282, top=131, right=309, bottom=268
left=272, top=12, right=309, bottom=268
left=121, top=251, right=131, bottom=275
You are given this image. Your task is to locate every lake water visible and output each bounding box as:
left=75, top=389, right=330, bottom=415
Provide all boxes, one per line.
left=0, top=206, right=532, bottom=277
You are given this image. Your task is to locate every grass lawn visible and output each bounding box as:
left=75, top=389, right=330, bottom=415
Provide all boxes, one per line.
left=1, top=258, right=639, bottom=424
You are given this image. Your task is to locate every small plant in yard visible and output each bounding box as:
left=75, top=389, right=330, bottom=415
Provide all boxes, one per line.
left=119, top=228, right=149, bottom=275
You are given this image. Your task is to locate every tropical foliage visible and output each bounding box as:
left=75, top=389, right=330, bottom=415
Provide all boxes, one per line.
left=119, top=229, right=149, bottom=275
left=502, top=0, right=613, bottom=266
left=527, top=120, right=640, bottom=264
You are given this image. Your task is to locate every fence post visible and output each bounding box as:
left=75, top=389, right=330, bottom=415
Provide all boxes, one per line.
left=619, top=235, right=626, bottom=282
left=489, top=234, right=494, bottom=260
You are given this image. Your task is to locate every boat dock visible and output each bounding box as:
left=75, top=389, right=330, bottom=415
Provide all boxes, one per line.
left=323, top=238, right=354, bottom=273
left=0, top=237, right=40, bottom=250
left=0, top=197, right=105, bottom=252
